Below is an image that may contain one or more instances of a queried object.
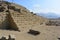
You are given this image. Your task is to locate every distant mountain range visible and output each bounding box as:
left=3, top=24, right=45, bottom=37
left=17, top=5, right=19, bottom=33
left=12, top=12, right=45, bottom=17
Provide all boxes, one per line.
left=36, top=12, right=60, bottom=18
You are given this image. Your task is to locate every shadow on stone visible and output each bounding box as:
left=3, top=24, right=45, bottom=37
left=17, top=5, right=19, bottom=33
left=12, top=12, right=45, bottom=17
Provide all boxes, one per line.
left=28, top=29, right=40, bottom=36
left=8, top=5, right=21, bottom=13
left=0, top=6, right=5, bottom=12
left=58, top=38, right=60, bottom=40
left=0, top=11, right=20, bottom=32
left=0, top=36, right=7, bottom=40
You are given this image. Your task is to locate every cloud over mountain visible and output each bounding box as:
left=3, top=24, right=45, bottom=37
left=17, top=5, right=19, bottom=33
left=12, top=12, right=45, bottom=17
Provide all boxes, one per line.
left=37, top=12, right=60, bottom=18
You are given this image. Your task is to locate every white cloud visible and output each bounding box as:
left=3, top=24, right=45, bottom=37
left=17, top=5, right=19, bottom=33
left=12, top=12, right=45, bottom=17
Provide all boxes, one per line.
left=28, top=0, right=60, bottom=15
left=40, top=9, right=60, bottom=14
left=29, top=4, right=50, bottom=13
left=29, top=4, right=41, bottom=13
left=29, top=4, right=60, bottom=15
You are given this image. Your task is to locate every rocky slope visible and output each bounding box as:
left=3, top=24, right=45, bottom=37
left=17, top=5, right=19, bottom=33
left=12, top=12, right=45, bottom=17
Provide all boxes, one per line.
left=0, top=1, right=47, bottom=31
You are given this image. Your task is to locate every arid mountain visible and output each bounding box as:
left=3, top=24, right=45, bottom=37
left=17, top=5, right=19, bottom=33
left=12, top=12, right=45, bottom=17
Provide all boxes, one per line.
left=37, top=12, right=59, bottom=18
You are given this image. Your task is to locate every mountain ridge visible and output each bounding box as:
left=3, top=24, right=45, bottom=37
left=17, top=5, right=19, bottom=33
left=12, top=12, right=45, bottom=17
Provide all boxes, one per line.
left=37, top=12, right=60, bottom=18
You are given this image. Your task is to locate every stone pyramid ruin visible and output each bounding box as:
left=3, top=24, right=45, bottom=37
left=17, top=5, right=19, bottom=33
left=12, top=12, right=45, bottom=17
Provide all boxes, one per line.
left=0, top=1, right=46, bottom=31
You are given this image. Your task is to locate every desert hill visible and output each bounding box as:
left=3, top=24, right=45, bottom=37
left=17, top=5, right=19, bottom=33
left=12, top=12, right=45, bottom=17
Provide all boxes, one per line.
left=0, top=1, right=60, bottom=40
left=0, top=1, right=47, bottom=31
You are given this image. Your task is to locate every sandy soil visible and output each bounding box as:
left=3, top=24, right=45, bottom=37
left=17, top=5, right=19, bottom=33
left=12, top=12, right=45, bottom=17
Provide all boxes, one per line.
left=0, top=24, right=60, bottom=40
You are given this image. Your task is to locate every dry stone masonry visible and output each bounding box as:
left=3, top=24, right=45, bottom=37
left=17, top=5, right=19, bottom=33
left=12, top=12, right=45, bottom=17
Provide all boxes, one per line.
left=0, top=1, right=46, bottom=32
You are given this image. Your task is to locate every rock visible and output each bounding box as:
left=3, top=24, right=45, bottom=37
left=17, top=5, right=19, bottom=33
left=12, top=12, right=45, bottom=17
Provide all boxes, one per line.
left=28, top=29, right=40, bottom=36
left=0, top=36, right=7, bottom=40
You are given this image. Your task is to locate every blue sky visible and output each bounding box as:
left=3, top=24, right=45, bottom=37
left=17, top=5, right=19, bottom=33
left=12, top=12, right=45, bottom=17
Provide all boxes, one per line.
left=5, top=0, right=60, bottom=15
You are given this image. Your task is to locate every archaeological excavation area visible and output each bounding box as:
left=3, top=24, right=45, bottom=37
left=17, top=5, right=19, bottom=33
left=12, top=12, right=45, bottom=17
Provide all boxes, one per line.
left=0, top=1, right=60, bottom=40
